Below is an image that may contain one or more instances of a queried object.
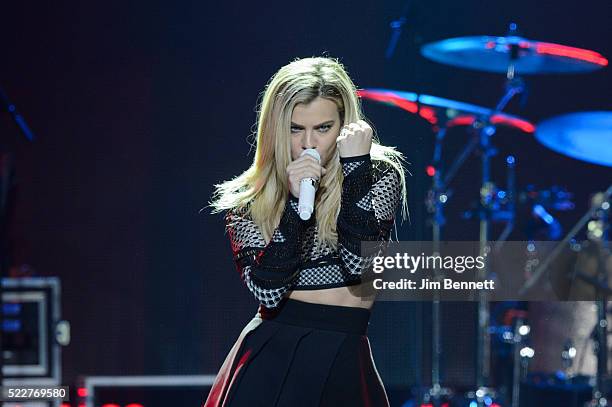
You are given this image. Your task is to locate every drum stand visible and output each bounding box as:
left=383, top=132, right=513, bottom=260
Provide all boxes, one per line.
left=426, top=110, right=483, bottom=406
left=424, top=73, right=524, bottom=405
left=591, top=283, right=610, bottom=406
left=586, top=198, right=610, bottom=406
left=425, top=123, right=451, bottom=407
left=425, top=28, right=528, bottom=404
left=472, top=68, right=526, bottom=407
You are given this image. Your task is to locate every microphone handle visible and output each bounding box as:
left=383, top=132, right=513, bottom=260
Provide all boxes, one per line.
left=298, top=178, right=317, bottom=220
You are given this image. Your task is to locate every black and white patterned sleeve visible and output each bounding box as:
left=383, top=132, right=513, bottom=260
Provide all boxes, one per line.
left=337, top=153, right=402, bottom=275
left=225, top=195, right=310, bottom=308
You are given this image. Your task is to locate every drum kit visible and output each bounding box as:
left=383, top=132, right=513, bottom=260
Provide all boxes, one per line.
left=359, top=24, right=610, bottom=407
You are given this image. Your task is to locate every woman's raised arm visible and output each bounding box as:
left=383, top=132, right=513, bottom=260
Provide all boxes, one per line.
left=336, top=154, right=402, bottom=275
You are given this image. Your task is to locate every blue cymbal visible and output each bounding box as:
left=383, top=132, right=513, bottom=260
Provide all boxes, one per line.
left=535, top=112, right=612, bottom=167
left=421, top=36, right=608, bottom=75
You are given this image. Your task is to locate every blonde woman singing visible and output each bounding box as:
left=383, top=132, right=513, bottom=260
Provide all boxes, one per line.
left=205, top=56, right=408, bottom=407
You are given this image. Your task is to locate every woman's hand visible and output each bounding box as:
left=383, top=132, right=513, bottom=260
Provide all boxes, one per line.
left=336, top=120, right=373, bottom=158
left=287, top=154, right=328, bottom=199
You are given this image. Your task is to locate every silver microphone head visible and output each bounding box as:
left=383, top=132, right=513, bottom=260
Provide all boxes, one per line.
left=301, top=148, right=321, bottom=163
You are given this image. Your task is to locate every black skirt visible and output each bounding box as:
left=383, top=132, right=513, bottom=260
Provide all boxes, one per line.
left=204, top=297, right=390, bottom=407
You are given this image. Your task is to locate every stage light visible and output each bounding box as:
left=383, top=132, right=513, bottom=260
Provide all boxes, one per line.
left=520, top=346, right=535, bottom=358
left=563, top=346, right=577, bottom=359
left=518, top=324, right=530, bottom=336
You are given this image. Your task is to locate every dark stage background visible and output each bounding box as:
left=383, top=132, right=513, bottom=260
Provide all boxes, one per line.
left=1, top=0, right=610, bottom=391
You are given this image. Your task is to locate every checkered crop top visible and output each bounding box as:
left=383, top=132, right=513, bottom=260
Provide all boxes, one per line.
left=225, top=153, right=402, bottom=308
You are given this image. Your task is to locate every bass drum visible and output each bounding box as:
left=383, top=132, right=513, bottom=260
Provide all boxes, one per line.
left=529, top=238, right=612, bottom=375
left=528, top=301, right=601, bottom=376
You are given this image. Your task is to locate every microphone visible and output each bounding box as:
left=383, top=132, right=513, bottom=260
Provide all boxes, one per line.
left=298, top=149, right=321, bottom=220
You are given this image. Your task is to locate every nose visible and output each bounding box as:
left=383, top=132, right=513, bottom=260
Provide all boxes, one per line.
left=301, top=131, right=316, bottom=150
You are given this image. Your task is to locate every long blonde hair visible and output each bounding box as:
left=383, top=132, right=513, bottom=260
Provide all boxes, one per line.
left=209, top=56, right=409, bottom=248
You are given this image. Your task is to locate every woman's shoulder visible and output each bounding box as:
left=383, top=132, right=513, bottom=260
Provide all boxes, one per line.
left=224, top=198, right=255, bottom=224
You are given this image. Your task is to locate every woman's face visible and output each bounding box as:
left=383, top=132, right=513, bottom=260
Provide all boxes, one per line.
left=290, top=96, right=342, bottom=167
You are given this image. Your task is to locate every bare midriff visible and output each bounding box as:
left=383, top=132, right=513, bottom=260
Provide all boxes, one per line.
left=287, top=282, right=376, bottom=310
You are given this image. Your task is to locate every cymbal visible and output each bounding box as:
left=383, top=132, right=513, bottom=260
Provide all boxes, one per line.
left=421, top=36, right=608, bottom=74
left=535, top=111, right=612, bottom=167
left=358, top=88, right=535, bottom=133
